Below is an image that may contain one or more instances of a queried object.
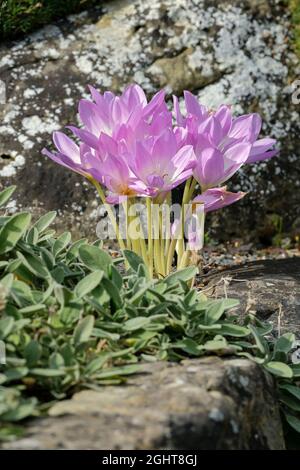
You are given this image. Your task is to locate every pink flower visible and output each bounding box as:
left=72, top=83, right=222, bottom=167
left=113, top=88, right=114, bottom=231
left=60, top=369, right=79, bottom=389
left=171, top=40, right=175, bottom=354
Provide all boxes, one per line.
left=192, top=139, right=251, bottom=190
left=42, top=131, right=92, bottom=176
left=42, top=85, right=275, bottom=210
left=192, top=186, right=246, bottom=213
left=74, top=84, right=167, bottom=141
left=130, top=129, right=196, bottom=198
left=174, top=91, right=278, bottom=189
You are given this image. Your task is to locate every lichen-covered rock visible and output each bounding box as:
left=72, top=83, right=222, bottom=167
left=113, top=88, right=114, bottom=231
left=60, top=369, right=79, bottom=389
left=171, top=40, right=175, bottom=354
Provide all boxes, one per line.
left=147, top=48, right=224, bottom=94
left=0, top=357, right=284, bottom=450
left=204, top=257, right=300, bottom=337
left=0, top=0, right=299, bottom=240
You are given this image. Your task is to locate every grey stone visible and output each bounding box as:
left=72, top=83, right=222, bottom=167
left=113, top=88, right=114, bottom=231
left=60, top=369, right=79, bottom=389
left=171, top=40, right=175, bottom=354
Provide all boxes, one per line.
left=203, top=257, right=300, bottom=337
left=1, top=357, right=284, bottom=450
left=0, top=0, right=299, bottom=240
left=147, top=48, right=225, bottom=94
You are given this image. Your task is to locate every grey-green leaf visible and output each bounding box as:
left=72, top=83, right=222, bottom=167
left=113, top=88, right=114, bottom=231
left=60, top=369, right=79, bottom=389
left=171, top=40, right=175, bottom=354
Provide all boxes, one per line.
left=284, top=413, right=300, bottom=433
left=52, top=231, right=71, bottom=257
left=273, top=333, right=295, bottom=361
left=24, top=340, right=42, bottom=367
left=74, top=270, right=104, bottom=298
left=264, top=361, right=293, bottom=378
left=123, top=250, right=148, bottom=276
left=164, top=266, right=198, bottom=285
left=30, top=368, right=65, bottom=377
left=79, top=245, right=113, bottom=273
left=204, top=300, right=226, bottom=325
left=0, top=317, right=14, bottom=340
left=0, top=186, right=16, bottom=207
left=0, top=212, right=31, bottom=254
left=73, top=315, right=95, bottom=346
left=123, top=316, right=150, bottom=331
left=33, top=211, right=56, bottom=233
left=279, top=384, right=300, bottom=400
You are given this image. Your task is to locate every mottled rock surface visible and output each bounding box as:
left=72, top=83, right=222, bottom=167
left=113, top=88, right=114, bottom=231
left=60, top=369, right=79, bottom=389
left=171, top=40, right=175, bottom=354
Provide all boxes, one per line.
left=0, top=0, right=299, bottom=240
left=204, top=257, right=300, bottom=337
left=1, top=357, right=284, bottom=450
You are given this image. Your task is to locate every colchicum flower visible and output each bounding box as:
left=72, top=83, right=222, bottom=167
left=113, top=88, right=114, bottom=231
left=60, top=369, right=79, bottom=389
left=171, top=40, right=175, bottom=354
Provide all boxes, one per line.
left=42, top=84, right=278, bottom=278
left=192, top=186, right=246, bottom=213
left=130, top=130, right=196, bottom=199
left=173, top=91, right=278, bottom=189
left=42, top=132, right=92, bottom=176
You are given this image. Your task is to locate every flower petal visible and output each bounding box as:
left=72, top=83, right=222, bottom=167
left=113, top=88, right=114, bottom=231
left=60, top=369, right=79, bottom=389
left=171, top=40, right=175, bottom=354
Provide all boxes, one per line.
left=173, top=95, right=185, bottom=126
left=68, top=126, right=99, bottom=150
left=193, top=187, right=246, bottom=212
left=193, top=147, right=224, bottom=188
left=247, top=138, right=278, bottom=163
left=229, top=113, right=261, bottom=142
left=214, top=105, right=232, bottom=135
left=53, top=131, right=79, bottom=162
left=184, top=90, right=208, bottom=119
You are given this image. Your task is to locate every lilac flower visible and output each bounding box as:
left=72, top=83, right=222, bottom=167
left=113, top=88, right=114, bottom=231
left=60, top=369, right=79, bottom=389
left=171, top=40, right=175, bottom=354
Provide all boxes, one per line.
left=42, top=84, right=173, bottom=201
left=84, top=127, right=196, bottom=201
left=42, top=131, right=93, bottom=177
left=192, top=186, right=246, bottom=213
left=130, top=129, right=196, bottom=198
left=88, top=154, right=140, bottom=204
left=72, top=84, right=167, bottom=145
left=43, top=85, right=275, bottom=210
left=174, top=91, right=278, bottom=188
left=41, top=84, right=280, bottom=277
left=192, top=139, right=252, bottom=190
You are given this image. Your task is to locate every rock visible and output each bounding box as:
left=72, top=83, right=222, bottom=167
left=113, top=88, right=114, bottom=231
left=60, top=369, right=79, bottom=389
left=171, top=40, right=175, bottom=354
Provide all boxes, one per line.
left=147, top=48, right=225, bottom=94
left=0, top=0, right=299, bottom=241
left=237, top=0, right=272, bottom=17
left=1, top=357, right=285, bottom=450
left=203, top=257, right=300, bottom=337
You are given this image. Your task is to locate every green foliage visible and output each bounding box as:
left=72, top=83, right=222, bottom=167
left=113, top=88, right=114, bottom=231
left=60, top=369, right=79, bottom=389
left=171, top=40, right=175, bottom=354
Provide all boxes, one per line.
left=0, top=0, right=100, bottom=41
left=0, top=186, right=299, bottom=444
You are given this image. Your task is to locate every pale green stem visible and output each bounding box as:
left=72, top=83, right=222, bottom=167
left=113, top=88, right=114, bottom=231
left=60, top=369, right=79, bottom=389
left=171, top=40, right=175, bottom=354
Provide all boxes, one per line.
left=166, top=238, right=177, bottom=275
left=177, top=178, right=193, bottom=269
left=138, top=214, right=148, bottom=267
left=153, top=205, right=164, bottom=277
left=146, top=198, right=153, bottom=278
left=122, top=199, right=131, bottom=250
left=92, top=179, right=126, bottom=251
left=163, top=193, right=171, bottom=272
left=178, top=249, right=191, bottom=269
left=128, top=207, right=141, bottom=256
left=187, top=178, right=197, bottom=201
left=159, top=208, right=166, bottom=276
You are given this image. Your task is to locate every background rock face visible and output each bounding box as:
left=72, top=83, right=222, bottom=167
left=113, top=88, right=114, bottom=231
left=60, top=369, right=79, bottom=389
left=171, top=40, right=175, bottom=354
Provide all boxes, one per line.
left=204, top=257, right=300, bottom=338
left=0, top=0, right=299, bottom=241
left=1, top=357, right=284, bottom=450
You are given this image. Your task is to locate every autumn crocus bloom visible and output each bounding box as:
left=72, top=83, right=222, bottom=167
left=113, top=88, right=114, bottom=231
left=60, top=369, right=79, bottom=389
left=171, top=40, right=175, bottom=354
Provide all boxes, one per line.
left=87, top=154, right=140, bottom=204
left=130, top=130, right=196, bottom=198
left=192, top=186, right=246, bottom=213
left=42, top=131, right=93, bottom=177
left=174, top=91, right=278, bottom=189
left=71, top=85, right=167, bottom=145
left=42, top=83, right=278, bottom=278
left=192, top=139, right=251, bottom=191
